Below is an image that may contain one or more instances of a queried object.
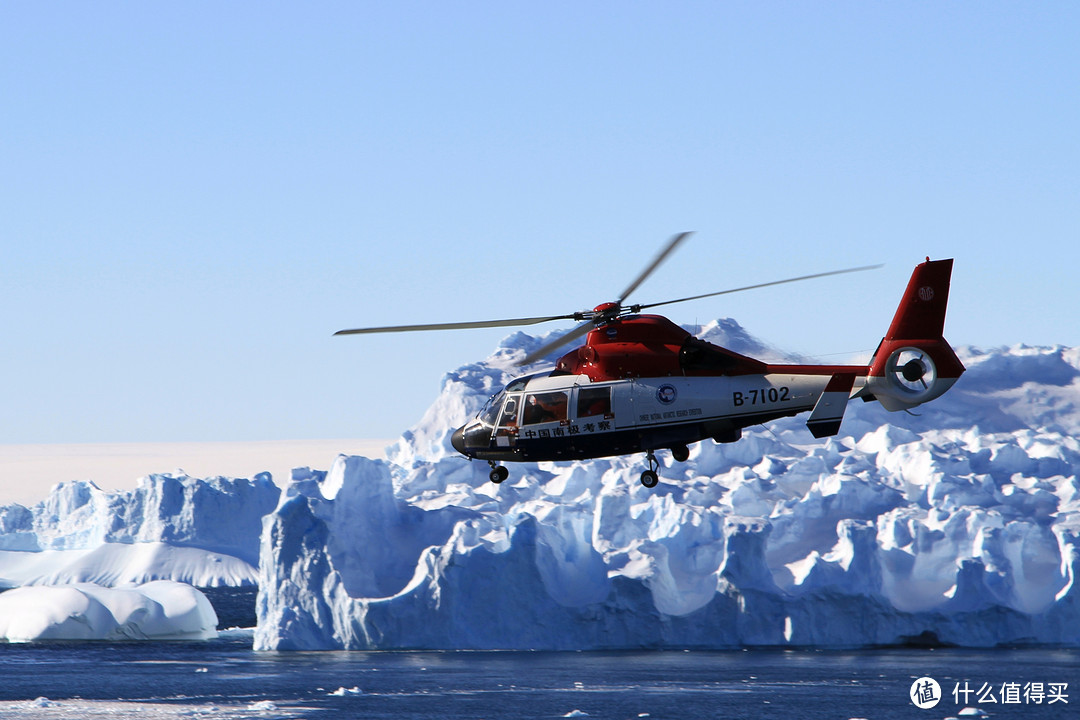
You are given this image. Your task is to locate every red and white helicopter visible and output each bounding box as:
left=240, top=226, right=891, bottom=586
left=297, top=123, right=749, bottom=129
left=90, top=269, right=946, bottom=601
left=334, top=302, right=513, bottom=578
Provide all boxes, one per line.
left=337, top=233, right=964, bottom=487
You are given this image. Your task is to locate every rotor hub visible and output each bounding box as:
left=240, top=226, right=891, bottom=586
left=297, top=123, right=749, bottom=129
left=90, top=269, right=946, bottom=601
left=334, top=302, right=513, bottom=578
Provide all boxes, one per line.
left=592, top=302, right=620, bottom=315
left=901, top=358, right=926, bottom=382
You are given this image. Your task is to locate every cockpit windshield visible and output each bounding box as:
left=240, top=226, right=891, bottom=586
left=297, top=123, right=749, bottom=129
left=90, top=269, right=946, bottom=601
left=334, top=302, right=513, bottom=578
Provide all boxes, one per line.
left=478, top=391, right=504, bottom=426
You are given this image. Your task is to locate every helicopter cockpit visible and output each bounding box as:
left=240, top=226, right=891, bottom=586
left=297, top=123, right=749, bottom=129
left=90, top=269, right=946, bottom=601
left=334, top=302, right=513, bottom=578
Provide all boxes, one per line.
left=451, top=370, right=613, bottom=466
left=458, top=372, right=550, bottom=456
left=473, top=373, right=535, bottom=427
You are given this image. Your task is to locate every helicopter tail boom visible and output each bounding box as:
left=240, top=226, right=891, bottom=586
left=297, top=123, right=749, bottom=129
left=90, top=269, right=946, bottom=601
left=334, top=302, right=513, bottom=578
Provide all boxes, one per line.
left=863, top=258, right=965, bottom=411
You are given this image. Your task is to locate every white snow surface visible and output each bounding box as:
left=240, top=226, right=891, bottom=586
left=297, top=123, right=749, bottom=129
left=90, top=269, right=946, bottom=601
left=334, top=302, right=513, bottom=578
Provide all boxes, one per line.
left=0, top=472, right=279, bottom=587
left=0, top=580, right=218, bottom=641
left=254, top=321, right=1080, bottom=650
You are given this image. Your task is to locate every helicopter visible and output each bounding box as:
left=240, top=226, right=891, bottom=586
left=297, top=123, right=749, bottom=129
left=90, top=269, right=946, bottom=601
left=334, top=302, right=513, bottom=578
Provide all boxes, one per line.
left=336, top=232, right=965, bottom=488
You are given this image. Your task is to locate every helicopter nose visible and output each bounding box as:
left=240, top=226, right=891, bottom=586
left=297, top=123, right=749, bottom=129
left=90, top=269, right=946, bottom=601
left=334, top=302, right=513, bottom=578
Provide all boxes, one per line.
left=451, top=426, right=467, bottom=455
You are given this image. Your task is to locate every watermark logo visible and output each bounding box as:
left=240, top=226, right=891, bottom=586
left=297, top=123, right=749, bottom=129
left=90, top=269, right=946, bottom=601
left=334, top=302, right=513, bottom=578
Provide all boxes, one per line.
left=910, top=677, right=1069, bottom=710
left=911, top=677, right=942, bottom=709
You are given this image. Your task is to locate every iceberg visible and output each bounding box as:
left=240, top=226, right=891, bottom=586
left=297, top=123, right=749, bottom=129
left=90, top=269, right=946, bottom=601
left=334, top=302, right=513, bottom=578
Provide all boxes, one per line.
left=254, top=322, right=1080, bottom=650
left=0, top=580, right=218, bottom=641
left=0, top=473, right=279, bottom=588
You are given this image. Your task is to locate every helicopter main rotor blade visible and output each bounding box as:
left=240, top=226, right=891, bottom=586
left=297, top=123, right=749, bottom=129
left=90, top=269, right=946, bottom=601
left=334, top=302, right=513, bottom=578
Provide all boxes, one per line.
left=616, top=231, right=694, bottom=305
left=636, top=264, right=883, bottom=312
left=334, top=314, right=577, bottom=336
left=337, top=232, right=694, bottom=343
left=516, top=319, right=596, bottom=367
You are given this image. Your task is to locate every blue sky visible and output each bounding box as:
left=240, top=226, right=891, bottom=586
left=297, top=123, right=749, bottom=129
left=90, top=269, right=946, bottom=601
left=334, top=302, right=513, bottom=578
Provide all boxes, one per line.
left=2, top=3, right=1077, bottom=444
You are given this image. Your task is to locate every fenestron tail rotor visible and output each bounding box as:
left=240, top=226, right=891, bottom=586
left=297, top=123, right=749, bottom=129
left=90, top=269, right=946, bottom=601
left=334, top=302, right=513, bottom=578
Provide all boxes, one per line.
left=334, top=232, right=881, bottom=366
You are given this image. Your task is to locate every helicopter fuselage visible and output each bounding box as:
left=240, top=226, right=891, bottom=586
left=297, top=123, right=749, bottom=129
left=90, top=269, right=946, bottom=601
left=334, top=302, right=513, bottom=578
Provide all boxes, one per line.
left=451, top=253, right=966, bottom=489
left=451, top=313, right=909, bottom=468
left=451, top=360, right=868, bottom=464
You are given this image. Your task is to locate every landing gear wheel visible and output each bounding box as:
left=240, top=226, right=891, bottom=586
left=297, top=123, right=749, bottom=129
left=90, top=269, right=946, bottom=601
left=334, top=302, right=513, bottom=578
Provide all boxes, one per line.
left=488, top=464, right=509, bottom=484
left=670, top=444, right=690, bottom=463
left=639, top=450, right=661, bottom=488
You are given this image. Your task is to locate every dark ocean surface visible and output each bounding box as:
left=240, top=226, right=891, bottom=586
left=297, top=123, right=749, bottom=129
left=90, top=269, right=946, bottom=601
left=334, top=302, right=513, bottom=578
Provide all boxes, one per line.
left=0, top=588, right=1075, bottom=719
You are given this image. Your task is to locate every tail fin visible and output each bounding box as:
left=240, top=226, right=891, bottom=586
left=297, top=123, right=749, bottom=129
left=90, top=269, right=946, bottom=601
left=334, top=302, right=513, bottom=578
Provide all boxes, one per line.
left=883, top=257, right=955, bottom=340
left=864, top=258, right=965, bottom=411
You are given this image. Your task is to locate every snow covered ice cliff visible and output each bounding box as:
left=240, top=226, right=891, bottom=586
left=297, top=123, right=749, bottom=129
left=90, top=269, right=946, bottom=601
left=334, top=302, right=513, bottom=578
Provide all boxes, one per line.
left=0, top=473, right=280, bottom=588
left=255, top=321, right=1080, bottom=650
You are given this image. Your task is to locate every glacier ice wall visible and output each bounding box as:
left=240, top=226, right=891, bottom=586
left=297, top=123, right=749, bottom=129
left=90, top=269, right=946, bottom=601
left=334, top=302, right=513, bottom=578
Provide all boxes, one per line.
left=255, top=323, right=1080, bottom=650
left=0, top=473, right=280, bottom=587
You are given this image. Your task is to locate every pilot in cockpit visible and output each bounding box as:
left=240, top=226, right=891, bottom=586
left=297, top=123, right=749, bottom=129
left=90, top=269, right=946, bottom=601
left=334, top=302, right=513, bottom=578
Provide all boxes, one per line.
left=523, top=392, right=568, bottom=424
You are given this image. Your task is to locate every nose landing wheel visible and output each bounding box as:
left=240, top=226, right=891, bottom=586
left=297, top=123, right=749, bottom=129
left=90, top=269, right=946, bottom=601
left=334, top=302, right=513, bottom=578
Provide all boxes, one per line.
left=639, top=451, right=660, bottom=488
left=488, top=461, right=509, bottom=484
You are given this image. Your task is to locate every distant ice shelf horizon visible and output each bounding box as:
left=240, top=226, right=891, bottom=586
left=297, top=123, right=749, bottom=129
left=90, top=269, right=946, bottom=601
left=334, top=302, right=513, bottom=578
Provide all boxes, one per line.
left=0, top=438, right=393, bottom=507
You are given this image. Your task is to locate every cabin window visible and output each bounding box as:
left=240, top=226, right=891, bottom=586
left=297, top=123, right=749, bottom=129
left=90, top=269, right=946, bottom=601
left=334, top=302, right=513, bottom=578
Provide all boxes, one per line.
left=498, top=394, right=521, bottom=428
left=576, top=386, right=612, bottom=418
left=522, top=391, right=569, bottom=424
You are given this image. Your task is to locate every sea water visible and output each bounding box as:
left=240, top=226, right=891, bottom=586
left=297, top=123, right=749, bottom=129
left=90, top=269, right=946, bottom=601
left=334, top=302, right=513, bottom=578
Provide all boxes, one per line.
left=0, top=589, right=1076, bottom=719
left=1, top=640, right=1076, bottom=719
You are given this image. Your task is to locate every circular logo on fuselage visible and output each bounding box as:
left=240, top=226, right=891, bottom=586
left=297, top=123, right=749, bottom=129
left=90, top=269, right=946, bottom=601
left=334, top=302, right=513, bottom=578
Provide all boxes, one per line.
left=657, top=384, right=677, bottom=404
